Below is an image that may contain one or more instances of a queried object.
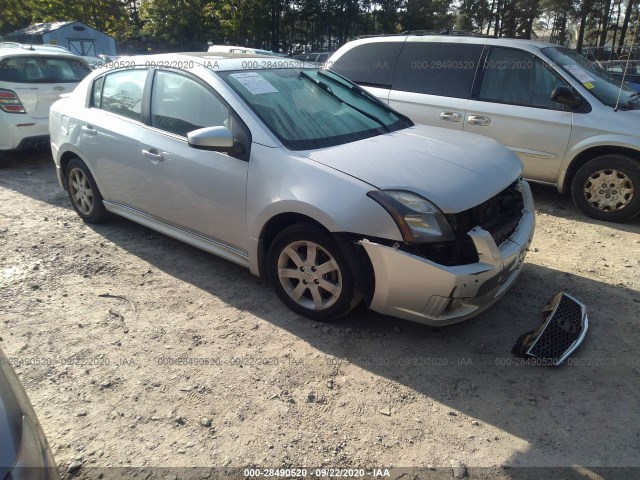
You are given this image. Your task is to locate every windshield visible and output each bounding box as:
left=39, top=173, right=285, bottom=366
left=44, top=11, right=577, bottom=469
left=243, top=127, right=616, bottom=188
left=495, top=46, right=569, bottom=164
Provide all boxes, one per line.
left=218, top=69, right=412, bottom=150
left=543, top=47, right=639, bottom=110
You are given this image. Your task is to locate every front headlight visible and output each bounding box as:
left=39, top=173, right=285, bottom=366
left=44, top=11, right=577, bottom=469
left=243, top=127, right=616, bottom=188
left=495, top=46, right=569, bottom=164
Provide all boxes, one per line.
left=367, top=190, right=454, bottom=243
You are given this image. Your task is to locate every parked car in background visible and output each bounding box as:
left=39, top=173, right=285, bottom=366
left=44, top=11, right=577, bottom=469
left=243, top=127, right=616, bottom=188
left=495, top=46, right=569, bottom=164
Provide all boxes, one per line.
left=50, top=53, right=534, bottom=325
left=207, top=45, right=280, bottom=56
left=293, top=51, right=333, bottom=66
left=328, top=35, right=640, bottom=222
left=0, top=46, right=91, bottom=166
left=0, top=346, right=60, bottom=479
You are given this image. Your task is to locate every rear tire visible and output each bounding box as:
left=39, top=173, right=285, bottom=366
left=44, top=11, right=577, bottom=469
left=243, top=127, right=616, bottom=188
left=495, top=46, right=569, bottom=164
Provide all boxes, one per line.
left=267, top=224, right=358, bottom=321
left=0, top=151, right=11, bottom=168
left=571, top=154, right=640, bottom=222
left=65, top=158, right=109, bottom=223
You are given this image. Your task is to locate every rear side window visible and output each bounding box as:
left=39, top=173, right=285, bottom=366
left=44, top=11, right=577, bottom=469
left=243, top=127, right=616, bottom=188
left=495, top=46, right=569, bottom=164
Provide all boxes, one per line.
left=330, top=42, right=403, bottom=88
left=99, top=69, right=147, bottom=121
left=392, top=42, right=483, bottom=98
left=0, top=56, right=91, bottom=83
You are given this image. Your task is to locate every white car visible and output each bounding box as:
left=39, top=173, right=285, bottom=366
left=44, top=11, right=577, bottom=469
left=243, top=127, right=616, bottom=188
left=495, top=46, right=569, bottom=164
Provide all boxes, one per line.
left=329, top=35, right=640, bottom=222
left=0, top=46, right=91, bottom=166
left=49, top=53, right=534, bottom=326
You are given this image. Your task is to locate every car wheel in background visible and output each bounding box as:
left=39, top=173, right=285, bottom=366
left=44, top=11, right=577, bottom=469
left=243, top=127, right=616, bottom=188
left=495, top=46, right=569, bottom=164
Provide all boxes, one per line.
left=65, top=157, right=109, bottom=223
left=0, top=151, right=11, bottom=168
left=267, top=224, right=358, bottom=321
left=571, top=154, right=640, bottom=222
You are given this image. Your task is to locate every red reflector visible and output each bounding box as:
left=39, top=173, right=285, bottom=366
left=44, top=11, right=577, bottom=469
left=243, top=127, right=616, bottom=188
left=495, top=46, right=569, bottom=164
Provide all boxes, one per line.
left=0, top=91, right=17, bottom=98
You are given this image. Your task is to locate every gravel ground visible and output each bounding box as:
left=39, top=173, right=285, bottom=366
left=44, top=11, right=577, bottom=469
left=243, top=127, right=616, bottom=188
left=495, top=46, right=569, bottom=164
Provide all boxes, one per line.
left=1, top=149, right=639, bottom=480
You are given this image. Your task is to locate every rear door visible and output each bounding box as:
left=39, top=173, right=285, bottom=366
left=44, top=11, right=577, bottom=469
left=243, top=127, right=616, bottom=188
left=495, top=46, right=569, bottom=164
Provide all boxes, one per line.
left=388, top=41, right=484, bottom=131
left=464, top=46, right=573, bottom=182
left=0, top=55, right=91, bottom=119
left=79, top=68, right=150, bottom=209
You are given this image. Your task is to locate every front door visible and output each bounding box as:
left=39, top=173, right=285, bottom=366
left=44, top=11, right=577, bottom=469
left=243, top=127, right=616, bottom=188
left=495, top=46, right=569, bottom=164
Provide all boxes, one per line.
left=139, top=69, right=249, bottom=252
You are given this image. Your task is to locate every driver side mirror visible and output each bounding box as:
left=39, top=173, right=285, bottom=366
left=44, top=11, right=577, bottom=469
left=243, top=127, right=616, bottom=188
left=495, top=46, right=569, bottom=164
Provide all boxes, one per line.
left=187, top=126, right=235, bottom=150
left=550, top=86, right=583, bottom=108
left=187, top=125, right=247, bottom=158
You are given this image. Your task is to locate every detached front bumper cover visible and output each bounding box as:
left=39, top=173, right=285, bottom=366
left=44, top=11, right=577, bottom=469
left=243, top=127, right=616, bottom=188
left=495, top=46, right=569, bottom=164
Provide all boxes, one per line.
left=512, top=292, right=589, bottom=366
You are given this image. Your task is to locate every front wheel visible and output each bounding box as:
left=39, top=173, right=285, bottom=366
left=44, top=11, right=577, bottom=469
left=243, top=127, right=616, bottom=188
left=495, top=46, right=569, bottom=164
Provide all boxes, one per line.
left=571, top=154, right=640, bottom=222
left=267, top=224, right=359, bottom=321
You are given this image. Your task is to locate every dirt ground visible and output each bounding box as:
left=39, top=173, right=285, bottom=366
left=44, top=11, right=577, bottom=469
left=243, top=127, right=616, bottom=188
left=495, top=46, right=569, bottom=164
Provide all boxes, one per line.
left=1, top=149, right=639, bottom=480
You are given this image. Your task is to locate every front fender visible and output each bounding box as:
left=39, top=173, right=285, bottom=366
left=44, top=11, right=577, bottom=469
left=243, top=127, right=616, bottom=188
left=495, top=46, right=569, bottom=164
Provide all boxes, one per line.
left=558, top=134, right=640, bottom=192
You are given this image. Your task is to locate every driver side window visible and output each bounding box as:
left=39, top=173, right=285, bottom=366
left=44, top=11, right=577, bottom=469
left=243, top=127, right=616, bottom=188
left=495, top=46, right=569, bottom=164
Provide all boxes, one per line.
left=479, top=47, right=568, bottom=110
left=151, top=70, right=229, bottom=137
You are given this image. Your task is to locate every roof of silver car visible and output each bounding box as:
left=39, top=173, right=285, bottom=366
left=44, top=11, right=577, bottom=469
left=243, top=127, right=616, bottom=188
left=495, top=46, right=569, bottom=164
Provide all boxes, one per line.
left=118, top=52, right=316, bottom=71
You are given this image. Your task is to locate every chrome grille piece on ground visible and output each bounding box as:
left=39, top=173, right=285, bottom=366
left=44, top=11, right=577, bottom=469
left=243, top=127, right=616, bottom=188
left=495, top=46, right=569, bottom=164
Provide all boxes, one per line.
left=512, top=292, right=589, bottom=366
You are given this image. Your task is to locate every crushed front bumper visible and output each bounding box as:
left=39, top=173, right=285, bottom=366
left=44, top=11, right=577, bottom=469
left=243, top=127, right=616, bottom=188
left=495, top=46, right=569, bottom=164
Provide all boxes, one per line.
left=360, top=179, right=535, bottom=326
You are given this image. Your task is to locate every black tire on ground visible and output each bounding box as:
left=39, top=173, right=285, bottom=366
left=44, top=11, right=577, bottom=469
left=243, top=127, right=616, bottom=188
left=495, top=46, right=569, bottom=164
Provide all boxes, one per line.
left=0, top=151, right=11, bottom=168
left=65, top=157, right=109, bottom=223
left=266, top=224, right=359, bottom=321
left=571, top=154, right=640, bottom=222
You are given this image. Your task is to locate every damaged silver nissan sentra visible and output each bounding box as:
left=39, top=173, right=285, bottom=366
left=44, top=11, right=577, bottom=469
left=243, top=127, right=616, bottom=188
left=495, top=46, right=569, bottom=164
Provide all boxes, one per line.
left=49, top=53, right=534, bottom=325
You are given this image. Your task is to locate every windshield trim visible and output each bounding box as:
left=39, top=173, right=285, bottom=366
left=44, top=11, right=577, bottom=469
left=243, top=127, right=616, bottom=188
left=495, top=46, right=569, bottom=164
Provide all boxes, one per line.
left=218, top=68, right=412, bottom=151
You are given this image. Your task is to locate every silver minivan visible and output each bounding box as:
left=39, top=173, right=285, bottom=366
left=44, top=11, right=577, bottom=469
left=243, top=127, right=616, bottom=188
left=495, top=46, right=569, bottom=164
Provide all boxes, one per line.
left=50, top=53, right=534, bottom=326
left=328, top=36, right=640, bottom=222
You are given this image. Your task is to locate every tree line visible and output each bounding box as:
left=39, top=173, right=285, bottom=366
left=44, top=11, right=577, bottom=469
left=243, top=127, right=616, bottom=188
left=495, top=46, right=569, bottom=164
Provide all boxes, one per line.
left=0, top=0, right=638, bottom=54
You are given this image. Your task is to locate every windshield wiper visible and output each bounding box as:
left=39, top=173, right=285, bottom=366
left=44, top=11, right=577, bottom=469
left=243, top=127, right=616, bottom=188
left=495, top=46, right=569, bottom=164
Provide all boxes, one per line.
left=625, top=91, right=640, bottom=109
left=316, top=70, right=414, bottom=126
left=299, top=71, right=390, bottom=132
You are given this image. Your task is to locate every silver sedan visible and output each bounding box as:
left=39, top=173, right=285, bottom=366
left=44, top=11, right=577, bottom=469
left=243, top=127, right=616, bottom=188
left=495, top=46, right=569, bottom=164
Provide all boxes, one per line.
left=49, top=54, right=534, bottom=325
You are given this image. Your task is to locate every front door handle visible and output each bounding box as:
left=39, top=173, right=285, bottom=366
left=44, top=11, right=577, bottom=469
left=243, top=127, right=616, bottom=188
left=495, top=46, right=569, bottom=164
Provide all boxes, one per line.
left=440, top=111, right=462, bottom=122
left=81, top=125, right=97, bottom=136
left=467, top=115, right=491, bottom=126
left=142, top=149, right=163, bottom=163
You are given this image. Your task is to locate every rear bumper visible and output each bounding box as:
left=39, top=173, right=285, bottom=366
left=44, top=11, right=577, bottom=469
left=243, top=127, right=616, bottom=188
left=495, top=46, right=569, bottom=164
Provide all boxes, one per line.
left=360, top=179, right=535, bottom=326
left=0, top=114, right=49, bottom=151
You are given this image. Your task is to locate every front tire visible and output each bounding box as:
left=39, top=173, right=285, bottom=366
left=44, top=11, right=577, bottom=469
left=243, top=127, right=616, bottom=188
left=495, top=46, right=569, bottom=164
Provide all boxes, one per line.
left=65, top=158, right=109, bottom=223
left=571, top=154, right=640, bottom=222
left=267, top=224, right=358, bottom=321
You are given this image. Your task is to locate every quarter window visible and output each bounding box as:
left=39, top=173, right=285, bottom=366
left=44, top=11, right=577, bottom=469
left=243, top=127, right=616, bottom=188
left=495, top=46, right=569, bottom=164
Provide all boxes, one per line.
left=478, top=47, right=568, bottom=109
left=100, top=69, right=147, bottom=121
left=150, top=70, right=229, bottom=137
left=392, top=42, right=483, bottom=99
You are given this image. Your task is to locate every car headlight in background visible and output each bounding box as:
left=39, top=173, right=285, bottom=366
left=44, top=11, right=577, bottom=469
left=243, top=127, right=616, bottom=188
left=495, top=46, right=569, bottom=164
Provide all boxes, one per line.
left=368, top=190, right=455, bottom=243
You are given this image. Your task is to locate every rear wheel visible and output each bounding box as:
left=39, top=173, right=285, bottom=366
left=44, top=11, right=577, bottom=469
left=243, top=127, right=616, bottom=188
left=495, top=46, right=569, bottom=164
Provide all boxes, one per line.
left=65, top=158, right=109, bottom=223
left=0, top=151, right=10, bottom=168
left=267, top=224, right=358, bottom=321
left=571, top=154, right=640, bottom=222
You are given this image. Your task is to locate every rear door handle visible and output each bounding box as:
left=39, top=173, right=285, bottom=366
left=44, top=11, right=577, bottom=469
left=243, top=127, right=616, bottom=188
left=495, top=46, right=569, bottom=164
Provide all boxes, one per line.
left=440, top=112, right=462, bottom=122
left=142, top=149, right=164, bottom=163
left=467, top=115, right=491, bottom=126
left=81, top=125, right=97, bottom=136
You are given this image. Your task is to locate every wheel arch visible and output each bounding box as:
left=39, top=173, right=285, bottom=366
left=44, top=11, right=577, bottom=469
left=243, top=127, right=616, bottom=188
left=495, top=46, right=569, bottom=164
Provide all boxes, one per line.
left=561, top=146, right=640, bottom=193
left=256, top=212, right=375, bottom=304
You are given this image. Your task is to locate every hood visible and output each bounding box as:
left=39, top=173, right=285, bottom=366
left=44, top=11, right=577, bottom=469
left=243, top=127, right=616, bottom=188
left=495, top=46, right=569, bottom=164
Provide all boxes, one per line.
left=297, top=125, right=523, bottom=213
